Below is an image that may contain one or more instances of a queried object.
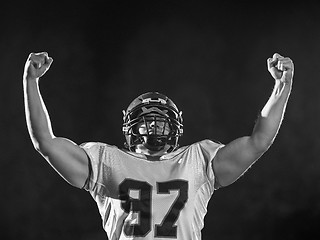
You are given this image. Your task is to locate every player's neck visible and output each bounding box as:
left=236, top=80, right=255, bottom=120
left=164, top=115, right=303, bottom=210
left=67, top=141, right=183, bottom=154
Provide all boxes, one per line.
left=135, top=144, right=169, bottom=157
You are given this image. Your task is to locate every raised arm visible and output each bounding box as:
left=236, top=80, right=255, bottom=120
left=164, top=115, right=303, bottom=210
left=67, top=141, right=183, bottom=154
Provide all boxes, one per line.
left=23, top=52, right=89, bottom=188
left=213, top=53, right=294, bottom=187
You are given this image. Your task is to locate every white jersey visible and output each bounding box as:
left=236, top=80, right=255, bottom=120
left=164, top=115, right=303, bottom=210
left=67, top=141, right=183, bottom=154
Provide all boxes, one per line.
left=80, top=139, right=224, bottom=240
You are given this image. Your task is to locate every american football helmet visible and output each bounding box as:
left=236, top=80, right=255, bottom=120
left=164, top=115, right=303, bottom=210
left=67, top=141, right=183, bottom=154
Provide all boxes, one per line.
left=122, top=92, right=183, bottom=152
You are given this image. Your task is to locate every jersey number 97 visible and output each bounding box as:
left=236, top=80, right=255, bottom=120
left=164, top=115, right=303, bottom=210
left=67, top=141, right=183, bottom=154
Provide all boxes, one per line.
left=119, top=179, right=189, bottom=238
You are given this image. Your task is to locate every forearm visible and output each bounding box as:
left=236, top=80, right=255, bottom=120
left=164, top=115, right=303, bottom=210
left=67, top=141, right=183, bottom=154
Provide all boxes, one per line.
left=23, top=77, right=54, bottom=150
left=213, top=54, right=294, bottom=187
left=252, top=80, right=292, bottom=150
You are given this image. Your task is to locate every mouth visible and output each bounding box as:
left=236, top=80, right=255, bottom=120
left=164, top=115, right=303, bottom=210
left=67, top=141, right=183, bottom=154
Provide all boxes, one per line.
left=144, top=135, right=167, bottom=150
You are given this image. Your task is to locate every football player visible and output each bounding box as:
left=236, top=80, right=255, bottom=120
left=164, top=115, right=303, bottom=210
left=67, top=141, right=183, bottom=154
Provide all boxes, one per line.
left=23, top=52, right=293, bottom=239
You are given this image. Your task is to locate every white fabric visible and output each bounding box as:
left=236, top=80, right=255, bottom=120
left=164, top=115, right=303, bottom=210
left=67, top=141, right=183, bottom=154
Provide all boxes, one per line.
left=80, top=140, right=224, bottom=240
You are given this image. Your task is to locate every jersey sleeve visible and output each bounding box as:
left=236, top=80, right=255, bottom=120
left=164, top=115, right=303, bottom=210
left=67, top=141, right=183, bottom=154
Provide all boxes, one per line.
left=198, top=139, right=225, bottom=189
left=80, top=142, right=107, bottom=193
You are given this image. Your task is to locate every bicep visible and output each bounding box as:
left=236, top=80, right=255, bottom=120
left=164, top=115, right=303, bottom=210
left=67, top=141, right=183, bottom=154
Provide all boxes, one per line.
left=213, top=136, right=264, bottom=187
left=38, top=137, right=89, bottom=188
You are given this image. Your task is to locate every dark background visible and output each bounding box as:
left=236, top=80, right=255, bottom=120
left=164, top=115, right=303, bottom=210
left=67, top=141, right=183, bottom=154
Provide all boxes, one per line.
left=1, top=1, right=320, bottom=239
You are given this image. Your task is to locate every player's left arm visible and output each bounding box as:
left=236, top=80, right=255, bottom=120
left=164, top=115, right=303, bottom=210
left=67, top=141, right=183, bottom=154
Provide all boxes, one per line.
left=213, top=53, right=294, bottom=187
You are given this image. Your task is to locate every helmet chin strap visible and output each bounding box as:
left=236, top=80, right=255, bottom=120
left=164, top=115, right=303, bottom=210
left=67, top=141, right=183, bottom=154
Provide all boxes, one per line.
left=144, top=136, right=166, bottom=151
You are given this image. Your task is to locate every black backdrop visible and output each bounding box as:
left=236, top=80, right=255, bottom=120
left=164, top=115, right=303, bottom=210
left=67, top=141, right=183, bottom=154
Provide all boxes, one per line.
left=1, top=1, right=320, bottom=239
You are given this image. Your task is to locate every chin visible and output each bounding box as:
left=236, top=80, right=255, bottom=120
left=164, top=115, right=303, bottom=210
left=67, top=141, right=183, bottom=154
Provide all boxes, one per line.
left=146, top=145, right=165, bottom=152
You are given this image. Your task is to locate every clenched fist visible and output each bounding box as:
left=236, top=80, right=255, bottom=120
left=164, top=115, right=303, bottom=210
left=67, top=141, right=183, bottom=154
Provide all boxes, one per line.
left=24, top=52, right=53, bottom=81
left=267, top=53, right=294, bottom=84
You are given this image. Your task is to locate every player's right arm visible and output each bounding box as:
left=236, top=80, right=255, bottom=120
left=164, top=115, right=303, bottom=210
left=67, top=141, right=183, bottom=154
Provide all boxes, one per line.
left=23, top=52, right=89, bottom=188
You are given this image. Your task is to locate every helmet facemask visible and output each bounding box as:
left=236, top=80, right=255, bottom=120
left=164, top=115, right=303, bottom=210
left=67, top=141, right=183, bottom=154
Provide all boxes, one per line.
left=131, top=113, right=174, bottom=151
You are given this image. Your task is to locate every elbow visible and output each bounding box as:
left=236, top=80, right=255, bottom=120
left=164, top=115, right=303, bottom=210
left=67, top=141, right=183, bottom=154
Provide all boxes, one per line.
left=251, top=135, right=274, bottom=154
left=32, top=137, right=53, bottom=156
left=30, top=137, right=41, bottom=152
left=29, top=136, right=43, bottom=153
left=29, top=130, right=55, bottom=154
